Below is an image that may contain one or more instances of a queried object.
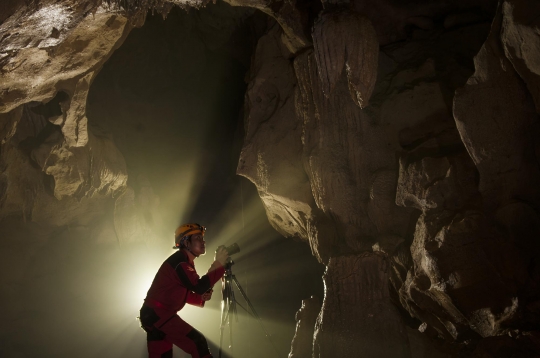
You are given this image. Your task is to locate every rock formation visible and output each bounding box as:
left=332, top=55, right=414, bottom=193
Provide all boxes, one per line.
left=1, top=0, right=540, bottom=357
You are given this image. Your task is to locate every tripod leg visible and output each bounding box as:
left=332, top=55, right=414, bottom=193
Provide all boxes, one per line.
left=231, top=275, right=282, bottom=357
left=228, top=286, right=237, bottom=355
left=230, top=288, right=239, bottom=323
left=219, top=322, right=225, bottom=358
left=229, top=306, right=233, bottom=354
left=219, top=277, right=232, bottom=358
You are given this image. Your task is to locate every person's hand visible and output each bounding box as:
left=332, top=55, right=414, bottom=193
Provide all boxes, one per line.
left=215, top=246, right=229, bottom=266
left=202, top=289, right=213, bottom=301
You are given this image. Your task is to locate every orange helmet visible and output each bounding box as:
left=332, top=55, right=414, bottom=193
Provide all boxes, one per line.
left=173, top=223, right=206, bottom=249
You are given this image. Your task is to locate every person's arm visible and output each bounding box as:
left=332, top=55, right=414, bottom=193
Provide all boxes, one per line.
left=186, top=291, right=205, bottom=307
left=174, top=248, right=229, bottom=295
left=186, top=289, right=213, bottom=308
left=176, top=262, right=221, bottom=295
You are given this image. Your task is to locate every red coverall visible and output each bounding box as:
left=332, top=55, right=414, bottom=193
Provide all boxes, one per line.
left=140, top=249, right=225, bottom=358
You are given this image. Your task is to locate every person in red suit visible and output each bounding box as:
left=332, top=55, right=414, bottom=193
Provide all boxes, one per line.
left=139, top=223, right=229, bottom=358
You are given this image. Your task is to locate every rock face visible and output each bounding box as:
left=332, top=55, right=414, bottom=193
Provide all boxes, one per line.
left=2, top=0, right=540, bottom=357
left=312, top=10, right=379, bottom=108
left=0, top=0, right=148, bottom=238
left=289, top=295, right=321, bottom=358
left=313, top=253, right=410, bottom=357
left=238, top=0, right=540, bottom=356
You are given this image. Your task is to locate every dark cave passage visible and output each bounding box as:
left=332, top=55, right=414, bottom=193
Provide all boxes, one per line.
left=87, top=5, right=253, bottom=232
left=84, top=4, right=326, bottom=358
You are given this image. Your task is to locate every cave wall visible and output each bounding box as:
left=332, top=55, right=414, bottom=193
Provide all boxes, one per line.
left=1, top=0, right=540, bottom=357
left=236, top=0, right=540, bottom=357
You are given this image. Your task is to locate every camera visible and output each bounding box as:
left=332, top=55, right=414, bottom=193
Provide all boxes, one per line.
left=217, top=243, right=240, bottom=256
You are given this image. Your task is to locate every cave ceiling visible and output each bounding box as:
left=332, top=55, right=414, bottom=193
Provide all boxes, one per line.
left=2, top=0, right=540, bottom=357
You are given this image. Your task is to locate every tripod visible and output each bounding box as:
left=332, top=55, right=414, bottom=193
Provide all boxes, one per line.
left=218, top=258, right=280, bottom=358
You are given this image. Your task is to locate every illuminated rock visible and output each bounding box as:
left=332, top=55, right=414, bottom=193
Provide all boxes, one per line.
left=312, top=10, right=378, bottom=108
left=223, top=0, right=310, bottom=54
left=289, top=295, right=321, bottom=358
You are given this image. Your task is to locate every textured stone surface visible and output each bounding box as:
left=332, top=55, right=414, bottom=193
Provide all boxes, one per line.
left=293, top=47, right=415, bottom=258
left=0, top=1, right=139, bottom=244
left=312, top=10, right=379, bottom=108
left=454, top=3, right=540, bottom=211
left=237, top=0, right=508, bottom=354
left=223, top=0, right=311, bottom=54
left=0, top=3, right=133, bottom=149
left=0, top=0, right=162, bottom=246
left=396, top=0, right=540, bottom=348
left=500, top=0, right=540, bottom=113
left=237, top=23, right=318, bottom=244
left=396, top=151, right=478, bottom=214
left=313, top=253, right=410, bottom=357
left=403, top=211, right=528, bottom=339
left=289, top=295, right=321, bottom=358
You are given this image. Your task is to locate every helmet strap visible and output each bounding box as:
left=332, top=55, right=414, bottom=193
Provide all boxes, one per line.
left=182, top=238, right=199, bottom=258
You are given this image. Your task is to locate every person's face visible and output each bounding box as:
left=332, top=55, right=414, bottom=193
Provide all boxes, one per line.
left=188, top=234, right=206, bottom=256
